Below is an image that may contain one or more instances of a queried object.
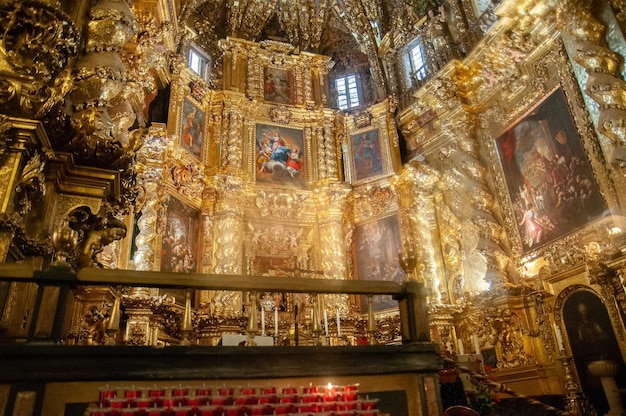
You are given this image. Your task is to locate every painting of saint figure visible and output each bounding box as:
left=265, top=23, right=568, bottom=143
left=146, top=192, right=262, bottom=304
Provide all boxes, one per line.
left=495, top=87, right=606, bottom=253
left=264, top=68, right=293, bottom=105
left=160, top=197, right=199, bottom=273
left=351, top=129, right=383, bottom=182
left=354, top=215, right=406, bottom=311
left=181, top=98, right=204, bottom=159
left=256, top=124, right=305, bottom=188
left=562, top=290, right=626, bottom=415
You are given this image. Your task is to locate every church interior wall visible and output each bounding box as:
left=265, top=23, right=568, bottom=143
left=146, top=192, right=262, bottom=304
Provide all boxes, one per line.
left=3, top=0, right=626, bottom=414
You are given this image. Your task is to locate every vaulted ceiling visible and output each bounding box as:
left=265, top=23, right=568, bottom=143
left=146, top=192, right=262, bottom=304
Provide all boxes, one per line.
left=177, top=0, right=415, bottom=74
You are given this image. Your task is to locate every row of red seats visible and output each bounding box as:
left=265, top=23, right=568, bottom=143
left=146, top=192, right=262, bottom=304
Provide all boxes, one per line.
left=89, top=385, right=379, bottom=416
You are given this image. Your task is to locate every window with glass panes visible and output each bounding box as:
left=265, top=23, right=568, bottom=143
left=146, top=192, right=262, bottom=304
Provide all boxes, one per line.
left=409, top=41, right=427, bottom=81
left=335, top=74, right=360, bottom=110
left=189, top=48, right=210, bottom=81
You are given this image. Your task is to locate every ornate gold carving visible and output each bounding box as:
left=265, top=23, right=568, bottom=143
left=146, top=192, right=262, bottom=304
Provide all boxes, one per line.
left=170, top=160, right=204, bottom=200
left=269, top=105, right=292, bottom=124
left=351, top=184, right=395, bottom=220
left=221, top=106, right=243, bottom=170
left=1, top=1, right=79, bottom=82
left=0, top=1, right=79, bottom=119
left=14, top=153, right=45, bottom=215
left=246, top=222, right=307, bottom=258
left=353, top=111, right=373, bottom=129
left=255, top=190, right=307, bottom=219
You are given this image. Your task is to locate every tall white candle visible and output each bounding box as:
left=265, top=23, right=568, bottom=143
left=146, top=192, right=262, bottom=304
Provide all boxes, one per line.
left=274, top=308, right=279, bottom=337
left=261, top=308, right=265, bottom=335
left=554, top=323, right=565, bottom=351
left=473, top=334, right=481, bottom=354
left=336, top=309, right=341, bottom=337
left=324, top=310, right=329, bottom=337
left=457, top=338, right=464, bottom=355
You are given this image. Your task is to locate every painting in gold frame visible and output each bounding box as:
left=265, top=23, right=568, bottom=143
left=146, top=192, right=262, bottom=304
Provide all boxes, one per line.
left=255, top=123, right=305, bottom=188
left=263, top=67, right=294, bottom=105
left=354, top=215, right=405, bottom=311
left=180, top=98, right=204, bottom=160
left=160, top=196, right=199, bottom=273
left=494, top=87, right=606, bottom=253
left=351, top=129, right=383, bottom=182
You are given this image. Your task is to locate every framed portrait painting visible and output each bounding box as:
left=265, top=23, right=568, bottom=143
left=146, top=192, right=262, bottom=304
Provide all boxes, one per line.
left=255, top=124, right=305, bottom=188
left=562, top=289, right=626, bottom=414
left=160, top=196, right=199, bottom=273
left=264, top=67, right=294, bottom=105
left=351, top=129, right=383, bottom=182
left=495, top=87, right=606, bottom=253
left=354, top=215, right=405, bottom=311
left=181, top=98, right=204, bottom=159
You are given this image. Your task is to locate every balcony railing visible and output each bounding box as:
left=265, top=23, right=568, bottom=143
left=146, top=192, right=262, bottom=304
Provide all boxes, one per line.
left=0, top=263, right=430, bottom=347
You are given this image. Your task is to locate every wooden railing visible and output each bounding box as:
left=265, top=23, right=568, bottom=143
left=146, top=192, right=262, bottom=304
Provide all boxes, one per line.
left=0, top=263, right=430, bottom=346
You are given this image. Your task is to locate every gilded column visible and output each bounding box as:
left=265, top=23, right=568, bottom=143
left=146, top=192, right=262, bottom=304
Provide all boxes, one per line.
left=197, top=185, right=217, bottom=310
left=70, top=0, right=137, bottom=159
left=558, top=0, right=626, bottom=202
left=220, top=105, right=244, bottom=173
left=133, top=126, right=171, bottom=272
left=211, top=174, right=245, bottom=316
left=392, top=161, right=442, bottom=302
left=442, top=116, right=511, bottom=289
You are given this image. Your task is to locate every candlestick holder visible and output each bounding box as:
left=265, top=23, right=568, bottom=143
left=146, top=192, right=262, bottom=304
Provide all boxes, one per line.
left=246, top=292, right=259, bottom=346
left=399, top=247, right=417, bottom=281
left=558, top=355, right=594, bottom=416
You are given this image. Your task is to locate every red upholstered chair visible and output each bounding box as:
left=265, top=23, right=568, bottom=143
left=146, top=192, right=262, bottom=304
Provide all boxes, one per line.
left=443, top=405, right=480, bottom=416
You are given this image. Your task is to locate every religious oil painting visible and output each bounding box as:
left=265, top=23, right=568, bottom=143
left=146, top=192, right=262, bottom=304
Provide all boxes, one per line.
left=562, top=290, right=626, bottom=415
left=495, top=87, right=606, bottom=253
left=351, top=129, right=383, bottom=182
left=180, top=98, right=204, bottom=159
left=354, top=215, right=405, bottom=311
left=264, top=67, right=294, bottom=105
left=256, top=124, right=305, bottom=188
left=160, top=196, right=199, bottom=273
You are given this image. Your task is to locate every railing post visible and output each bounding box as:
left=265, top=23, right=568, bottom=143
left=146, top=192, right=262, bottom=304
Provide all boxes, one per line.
left=105, top=286, right=121, bottom=345
left=180, top=288, right=193, bottom=345
left=367, top=294, right=377, bottom=345
left=396, top=281, right=430, bottom=343
left=30, top=266, right=77, bottom=343
left=246, top=292, right=259, bottom=345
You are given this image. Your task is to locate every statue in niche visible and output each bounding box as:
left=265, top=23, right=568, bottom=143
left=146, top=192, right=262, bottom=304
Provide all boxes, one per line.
left=424, top=6, right=452, bottom=69
left=67, top=206, right=127, bottom=269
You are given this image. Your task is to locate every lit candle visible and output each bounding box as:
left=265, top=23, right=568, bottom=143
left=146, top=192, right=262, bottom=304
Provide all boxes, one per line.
left=554, top=323, right=565, bottom=351
left=274, top=308, right=279, bottom=337
left=457, top=338, right=464, bottom=355
left=261, top=308, right=265, bottom=335
left=323, top=310, right=329, bottom=337
left=336, top=309, right=341, bottom=337
left=473, top=334, right=481, bottom=354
